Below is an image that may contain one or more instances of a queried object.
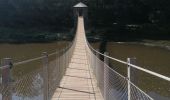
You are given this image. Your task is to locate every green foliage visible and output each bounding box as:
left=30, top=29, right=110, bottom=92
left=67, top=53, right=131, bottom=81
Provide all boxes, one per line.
left=86, top=0, right=170, bottom=41
left=0, top=0, right=75, bottom=28
left=0, top=0, right=170, bottom=42
left=0, top=27, right=74, bottom=43
left=0, top=0, right=77, bottom=43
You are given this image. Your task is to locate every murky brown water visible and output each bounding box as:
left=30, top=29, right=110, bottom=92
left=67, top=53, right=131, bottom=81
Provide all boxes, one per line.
left=91, top=42, right=170, bottom=100
left=0, top=41, right=69, bottom=62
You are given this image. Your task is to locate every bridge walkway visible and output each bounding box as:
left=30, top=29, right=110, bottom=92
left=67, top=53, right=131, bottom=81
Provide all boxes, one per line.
left=51, top=17, right=103, bottom=100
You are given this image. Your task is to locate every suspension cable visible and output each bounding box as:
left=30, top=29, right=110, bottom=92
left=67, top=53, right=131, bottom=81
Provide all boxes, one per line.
left=85, top=38, right=170, bottom=82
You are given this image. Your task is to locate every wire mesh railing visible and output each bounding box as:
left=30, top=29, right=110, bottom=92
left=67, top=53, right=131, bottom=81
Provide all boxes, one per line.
left=86, top=42, right=155, bottom=100
left=0, top=39, right=76, bottom=100
left=85, top=39, right=170, bottom=100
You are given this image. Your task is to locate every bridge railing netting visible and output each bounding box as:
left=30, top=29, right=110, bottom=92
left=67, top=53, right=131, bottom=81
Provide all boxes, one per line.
left=85, top=32, right=170, bottom=100
left=86, top=43, right=154, bottom=100
left=0, top=38, right=76, bottom=100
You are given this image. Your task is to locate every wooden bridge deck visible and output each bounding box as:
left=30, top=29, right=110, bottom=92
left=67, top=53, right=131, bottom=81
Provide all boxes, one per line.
left=51, top=17, right=103, bottom=100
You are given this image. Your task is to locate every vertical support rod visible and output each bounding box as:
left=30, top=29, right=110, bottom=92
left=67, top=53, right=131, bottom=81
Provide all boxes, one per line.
left=93, top=51, right=95, bottom=75
left=67, top=46, right=70, bottom=67
left=63, top=48, right=66, bottom=70
left=127, top=58, right=131, bottom=100
left=104, top=52, right=109, bottom=100
left=60, top=48, right=64, bottom=77
left=92, top=51, right=95, bottom=74
left=95, top=49, right=99, bottom=86
left=56, top=49, right=60, bottom=84
left=62, top=49, right=64, bottom=71
left=64, top=47, right=66, bottom=69
left=58, top=49, right=61, bottom=79
left=63, top=48, right=66, bottom=74
left=42, top=52, right=48, bottom=100
left=66, top=46, right=68, bottom=67
left=2, top=58, right=12, bottom=100
left=68, top=47, right=70, bottom=65
left=60, top=49, right=63, bottom=76
left=64, top=46, right=68, bottom=68
left=127, top=58, right=136, bottom=100
left=88, top=49, right=91, bottom=68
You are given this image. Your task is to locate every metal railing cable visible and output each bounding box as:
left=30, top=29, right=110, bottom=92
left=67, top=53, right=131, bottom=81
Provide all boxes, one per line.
left=87, top=41, right=170, bottom=82
left=0, top=32, right=77, bottom=100
left=84, top=35, right=170, bottom=100
left=0, top=51, right=59, bottom=70
left=85, top=39, right=154, bottom=100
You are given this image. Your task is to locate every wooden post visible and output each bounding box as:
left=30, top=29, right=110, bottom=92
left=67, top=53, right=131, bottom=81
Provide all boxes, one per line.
left=104, top=52, right=109, bottom=100
left=42, top=52, right=48, bottom=100
left=2, top=58, right=12, bottom=100
left=127, top=58, right=136, bottom=100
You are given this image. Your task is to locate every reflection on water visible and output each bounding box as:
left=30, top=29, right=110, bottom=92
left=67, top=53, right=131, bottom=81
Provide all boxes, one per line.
left=91, top=42, right=170, bottom=100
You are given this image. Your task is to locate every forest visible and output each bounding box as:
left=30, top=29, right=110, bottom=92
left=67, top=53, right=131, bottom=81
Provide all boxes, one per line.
left=0, top=0, right=170, bottom=43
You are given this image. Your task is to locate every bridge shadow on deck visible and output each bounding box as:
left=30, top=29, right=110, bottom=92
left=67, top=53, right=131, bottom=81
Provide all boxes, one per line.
left=65, top=75, right=92, bottom=79
left=67, top=67, right=89, bottom=71
left=58, top=86, right=95, bottom=94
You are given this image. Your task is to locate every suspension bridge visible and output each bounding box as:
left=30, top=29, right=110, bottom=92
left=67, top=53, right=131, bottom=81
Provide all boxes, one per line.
left=51, top=16, right=102, bottom=100
left=0, top=3, right=170, bottom=100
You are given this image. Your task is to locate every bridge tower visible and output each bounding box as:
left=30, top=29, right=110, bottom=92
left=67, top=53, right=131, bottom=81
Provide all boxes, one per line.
left=73, top=2, right=88, bottom=28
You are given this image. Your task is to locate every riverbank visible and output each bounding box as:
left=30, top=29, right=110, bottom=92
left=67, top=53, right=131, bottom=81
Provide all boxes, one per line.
left=0, top=27, right=74, bottom=43
left=140, top=40, right=170, bottom=50
left=87, top=34, right=170, bottom=51
left=115, top=40, right=170, bottom=50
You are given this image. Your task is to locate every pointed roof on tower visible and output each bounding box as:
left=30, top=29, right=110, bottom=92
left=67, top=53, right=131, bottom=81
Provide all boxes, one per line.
left=73, top=2, right=87, bottom=8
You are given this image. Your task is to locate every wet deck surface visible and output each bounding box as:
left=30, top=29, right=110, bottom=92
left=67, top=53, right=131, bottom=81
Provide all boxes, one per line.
left=51, top=17, right=103, bottom=100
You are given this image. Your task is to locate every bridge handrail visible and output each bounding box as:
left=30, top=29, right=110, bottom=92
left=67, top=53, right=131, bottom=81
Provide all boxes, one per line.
left=86, top=40, right=170, bottom=82
left=0, top=40, right=74, bottom=70
left=104, top=62, right=153, bottom=99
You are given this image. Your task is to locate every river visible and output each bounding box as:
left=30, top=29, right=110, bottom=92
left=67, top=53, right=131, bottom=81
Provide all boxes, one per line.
left=0, top=41, right=69, bottom=62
